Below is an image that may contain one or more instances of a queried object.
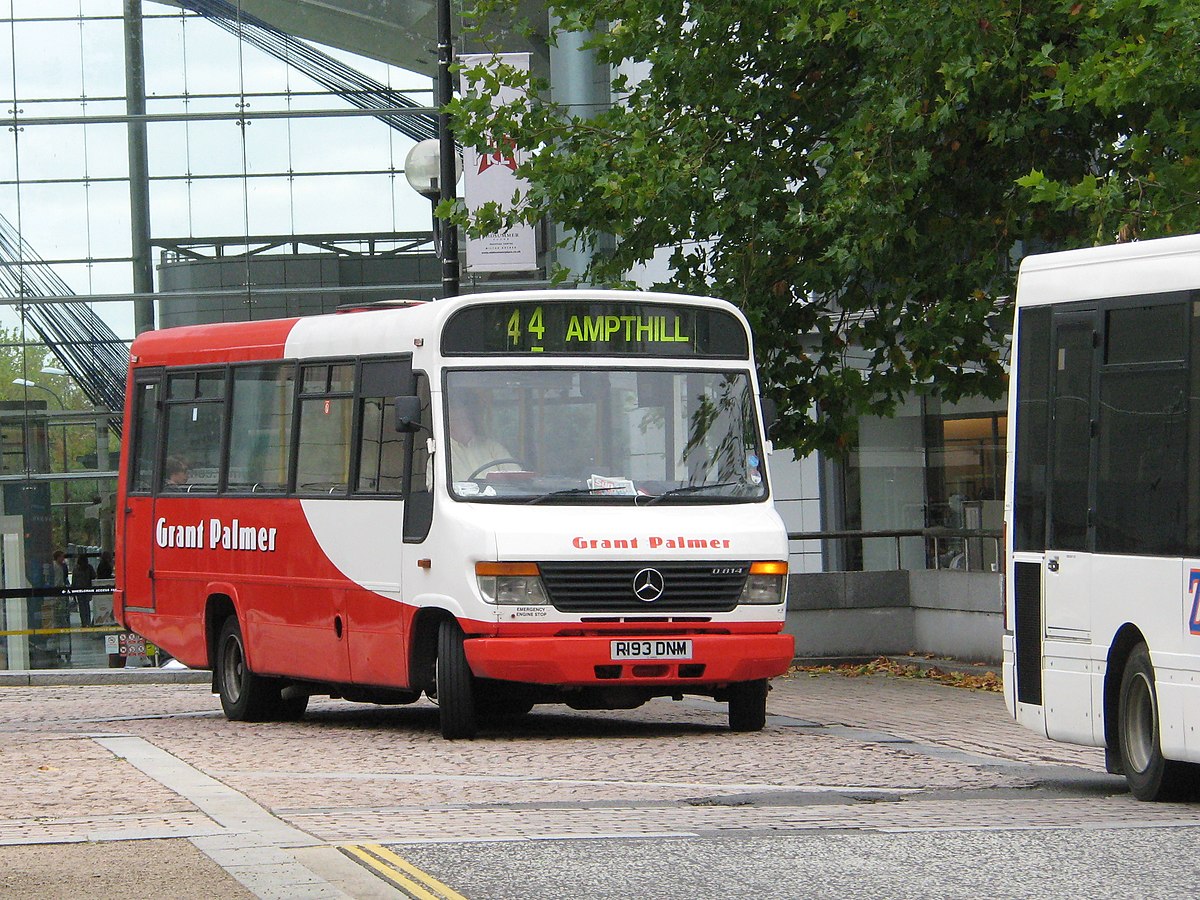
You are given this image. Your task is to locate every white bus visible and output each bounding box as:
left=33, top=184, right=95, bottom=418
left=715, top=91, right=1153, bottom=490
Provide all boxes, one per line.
left=117, top=289, right=794, bottom=739
left=1005, top=234, right=1200, bottom=799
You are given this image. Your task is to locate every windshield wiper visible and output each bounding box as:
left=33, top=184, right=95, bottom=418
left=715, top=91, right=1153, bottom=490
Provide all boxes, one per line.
left=644, top=481, right=741, bottom=505
left=525, top=487, right=624, bottom=505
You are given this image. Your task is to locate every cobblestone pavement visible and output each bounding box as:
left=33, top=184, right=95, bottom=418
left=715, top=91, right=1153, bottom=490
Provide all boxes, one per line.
left=0, top=670, right=1196, bottom=897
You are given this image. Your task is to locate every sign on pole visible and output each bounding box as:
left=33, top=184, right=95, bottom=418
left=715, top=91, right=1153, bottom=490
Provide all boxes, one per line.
left=459, top=52, right=538, bottom=273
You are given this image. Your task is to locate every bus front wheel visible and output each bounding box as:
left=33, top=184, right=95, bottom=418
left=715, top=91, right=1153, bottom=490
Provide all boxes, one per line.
left=216, top=616, right=280, bottom=722
left=436, top=620, right=478, bottom=739
left=1118, top=644, right=1193, bottom=801
left=727, top=678, right=768, bottom=732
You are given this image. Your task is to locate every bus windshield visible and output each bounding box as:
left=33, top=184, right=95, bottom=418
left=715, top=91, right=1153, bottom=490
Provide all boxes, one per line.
left=445, top=368, right=768, bottom=503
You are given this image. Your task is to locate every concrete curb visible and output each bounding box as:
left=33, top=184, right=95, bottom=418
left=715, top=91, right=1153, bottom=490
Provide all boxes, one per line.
left=0, top=667, right=211, bottom=686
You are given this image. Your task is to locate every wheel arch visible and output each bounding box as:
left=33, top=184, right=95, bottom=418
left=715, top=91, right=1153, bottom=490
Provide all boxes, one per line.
left=1103, top=624, right=1147, bottom=760
left=408, top=606, right=459, bottom=695
left=205, top=592, right=238, bottom=690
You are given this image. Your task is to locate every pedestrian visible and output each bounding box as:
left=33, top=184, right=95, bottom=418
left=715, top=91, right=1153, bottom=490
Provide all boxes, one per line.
left=51, top=549, right=68, bottom=588
left=72, top=552, right=95, bottom=628
left=49, top=549, right=70, bottom=639
left=96, top=550, right=113, bottom=580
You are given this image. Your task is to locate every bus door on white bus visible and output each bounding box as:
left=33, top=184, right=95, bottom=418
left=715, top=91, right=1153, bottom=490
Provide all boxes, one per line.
left=1042, top=308, right=1098, bottom=742
left=1045, top=310, right=1097, bottom=638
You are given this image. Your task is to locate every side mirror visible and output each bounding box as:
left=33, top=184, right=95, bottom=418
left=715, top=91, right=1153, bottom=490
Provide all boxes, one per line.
left=393, top=395, right=423, bottom=432
left=760, top=397, right=778, bottom=436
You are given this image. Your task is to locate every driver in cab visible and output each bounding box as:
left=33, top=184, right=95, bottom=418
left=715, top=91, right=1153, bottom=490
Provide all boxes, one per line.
left=448, top=393, right=521, bottom=481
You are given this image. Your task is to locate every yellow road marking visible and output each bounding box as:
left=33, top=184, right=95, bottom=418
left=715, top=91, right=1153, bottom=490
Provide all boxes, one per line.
left=340, top=843, right=469, bottom=900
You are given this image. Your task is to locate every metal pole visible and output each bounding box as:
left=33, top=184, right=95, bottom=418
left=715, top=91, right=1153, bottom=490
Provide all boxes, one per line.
left=436, top=0, right=459, bottom=297
left=123, top=0, right=155, bottom=333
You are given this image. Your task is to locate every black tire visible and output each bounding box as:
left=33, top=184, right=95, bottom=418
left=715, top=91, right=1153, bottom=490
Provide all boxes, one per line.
left=1118, top=644, right=1193, bottom=801
left=477, top=681, right=535, bottom=722
left=436, top=620, right=478, bottom=739
left=215, top=616, right=279, bottom=722
left=273, top=692, right=310, bottom=722
left=727, top=678, right=769, bottom=732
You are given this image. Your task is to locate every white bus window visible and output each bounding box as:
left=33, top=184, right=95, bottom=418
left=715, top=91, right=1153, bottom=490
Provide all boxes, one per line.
left=358, top=395, right=403, bottom=493
left=356, top=358, right=412, bottom=495
left=1096, top=368, right=1187, bottom=555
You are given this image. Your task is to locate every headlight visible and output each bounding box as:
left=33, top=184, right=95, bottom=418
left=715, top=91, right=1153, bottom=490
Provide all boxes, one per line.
left=739, top=561, right=787, bottom=604
left=476, top=562, right=548, bottom=605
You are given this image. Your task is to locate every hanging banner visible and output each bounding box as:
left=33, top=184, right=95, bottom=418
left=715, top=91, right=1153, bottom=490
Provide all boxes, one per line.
left=459, top=52, right=538, bottom=273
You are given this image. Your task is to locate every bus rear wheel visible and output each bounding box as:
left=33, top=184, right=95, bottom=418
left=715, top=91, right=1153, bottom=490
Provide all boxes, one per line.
left=216, top=616, right=281, bottom=722
left=727, top=678, right=768, bottom=732
left=1118, top=644, right=1193, bottom=801
left=436, top=620, right=478, bottom=739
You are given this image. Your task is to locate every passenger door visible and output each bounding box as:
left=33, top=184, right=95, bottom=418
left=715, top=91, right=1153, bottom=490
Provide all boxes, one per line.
left=1043, top=310, right=1097, bottom=639
left=120, top=370, right=164, bottom=614
left=1042, top=309, right=1097, bottom=744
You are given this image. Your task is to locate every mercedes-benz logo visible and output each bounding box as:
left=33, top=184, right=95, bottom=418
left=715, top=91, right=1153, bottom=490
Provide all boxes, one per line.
left=633, top=567, right=665, bottom=602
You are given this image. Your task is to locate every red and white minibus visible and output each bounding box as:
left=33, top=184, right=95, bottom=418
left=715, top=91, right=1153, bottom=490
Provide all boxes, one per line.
left=116, top=289, right=793, bottom=738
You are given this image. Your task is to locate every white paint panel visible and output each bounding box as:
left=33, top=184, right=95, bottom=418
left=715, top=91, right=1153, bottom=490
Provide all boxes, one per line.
left=1043, top=551, right=1090, bottom=638
left=1042, top=647, right=1100, bottom=746
left=1017, top=232, right=1200, bottom=308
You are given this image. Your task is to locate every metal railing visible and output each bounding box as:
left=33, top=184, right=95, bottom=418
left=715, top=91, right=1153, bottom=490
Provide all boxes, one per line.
left=787, top=528, right=1003, bottom=573
left=0, top=583, right=130, bottom=670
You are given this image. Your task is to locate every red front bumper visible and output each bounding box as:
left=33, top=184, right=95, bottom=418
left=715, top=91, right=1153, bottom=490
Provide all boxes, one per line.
left=462, top=632, right=795, bottom=686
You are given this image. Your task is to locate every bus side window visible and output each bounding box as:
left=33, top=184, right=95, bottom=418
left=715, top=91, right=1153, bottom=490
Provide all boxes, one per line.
left=227, top=363, right=294, bottom=494
left=129, top=377, right=161, bottom=494
left=403, top=373, right=433, bottom=542
left=357, top=396, right=404, bottom=493
left=296, top=362, right=353, bottom=494
left=162, top=371, right=225, bottom=492
left=356, top=358, right=412, bottom=495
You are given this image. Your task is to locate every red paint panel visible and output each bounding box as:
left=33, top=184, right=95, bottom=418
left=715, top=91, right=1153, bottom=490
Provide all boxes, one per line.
left=463, top=633, right=794, bottom=685
left=126, top=495, right=404, bottom=684
left=131, top=318, right=298, bottom=367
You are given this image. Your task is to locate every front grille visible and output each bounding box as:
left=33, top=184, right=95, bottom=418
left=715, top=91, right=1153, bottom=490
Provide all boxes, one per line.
left=539, top=561, right=749, bottom=613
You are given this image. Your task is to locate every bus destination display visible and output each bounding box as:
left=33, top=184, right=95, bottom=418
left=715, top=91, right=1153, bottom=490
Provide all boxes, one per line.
left=442, top=301, right=749, bottom=357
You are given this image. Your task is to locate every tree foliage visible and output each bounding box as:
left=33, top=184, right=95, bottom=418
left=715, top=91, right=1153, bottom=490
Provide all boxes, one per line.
left=0, top=327, right=87, bottom=410
left=450, top=0, right=1200, bottom=456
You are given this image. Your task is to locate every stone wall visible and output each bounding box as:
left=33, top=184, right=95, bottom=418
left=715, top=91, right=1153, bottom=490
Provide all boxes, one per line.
left=784, top=569, right=1002, bottom=664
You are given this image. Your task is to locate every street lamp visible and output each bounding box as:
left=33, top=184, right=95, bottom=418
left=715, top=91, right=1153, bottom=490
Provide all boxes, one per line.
left=405, top=139, right=463, bottom=283
left=13, top=377, right=63, bottom=408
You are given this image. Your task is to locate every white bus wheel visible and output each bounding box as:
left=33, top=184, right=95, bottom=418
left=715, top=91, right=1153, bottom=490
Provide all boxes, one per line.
left=1118, top=644, right=1193, bottom=801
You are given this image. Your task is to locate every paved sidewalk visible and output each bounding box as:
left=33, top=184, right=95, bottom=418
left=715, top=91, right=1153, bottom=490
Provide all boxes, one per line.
left=0, top=666, right=1172, bottom=899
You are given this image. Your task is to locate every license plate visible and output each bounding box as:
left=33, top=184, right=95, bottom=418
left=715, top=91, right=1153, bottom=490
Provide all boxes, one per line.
left=610, top=639, right=693, bottom=660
